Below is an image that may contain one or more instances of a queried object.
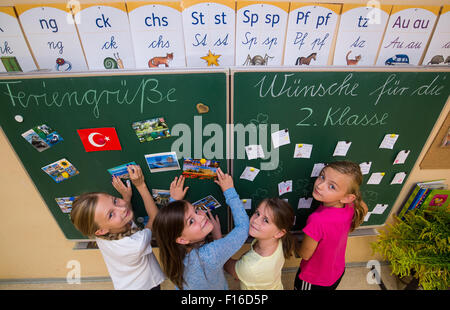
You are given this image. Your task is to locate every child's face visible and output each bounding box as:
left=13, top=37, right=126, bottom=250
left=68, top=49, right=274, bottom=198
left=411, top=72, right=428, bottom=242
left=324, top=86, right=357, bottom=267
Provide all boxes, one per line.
left=176, top=203, right=213, bottom=245
left=313, top=167, right=355, bottom=207
left=249, top=202, right=284, bottom=240
left=94, top=194, right=133, bottom=236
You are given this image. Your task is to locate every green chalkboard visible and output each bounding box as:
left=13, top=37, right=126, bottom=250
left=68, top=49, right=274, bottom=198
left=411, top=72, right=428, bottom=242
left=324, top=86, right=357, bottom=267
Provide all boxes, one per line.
left=232, top=69, right=449, bottom=229
left=0, top=70, right=229, bottom=240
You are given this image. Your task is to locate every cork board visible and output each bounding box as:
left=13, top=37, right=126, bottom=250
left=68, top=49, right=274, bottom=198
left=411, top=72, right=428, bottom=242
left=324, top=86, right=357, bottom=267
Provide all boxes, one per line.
left=420, top=110, right=450, bottom=169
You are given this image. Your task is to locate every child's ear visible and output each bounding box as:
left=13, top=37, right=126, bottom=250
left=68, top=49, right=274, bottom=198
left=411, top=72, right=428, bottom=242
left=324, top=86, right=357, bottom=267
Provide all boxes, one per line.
left=341, top=193, right=356, bottom=204
left=176, top=236, right=189, bottom=245
left=95, top=228, right=109, bottom=236
left=274, top=229, right=286, bottom=239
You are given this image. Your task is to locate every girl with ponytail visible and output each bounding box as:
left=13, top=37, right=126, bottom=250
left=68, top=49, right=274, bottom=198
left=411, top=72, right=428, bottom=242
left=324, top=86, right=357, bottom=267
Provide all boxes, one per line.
left=224, top=198, right=298, bottom=290
left=294, top=160, right=368, bottom=291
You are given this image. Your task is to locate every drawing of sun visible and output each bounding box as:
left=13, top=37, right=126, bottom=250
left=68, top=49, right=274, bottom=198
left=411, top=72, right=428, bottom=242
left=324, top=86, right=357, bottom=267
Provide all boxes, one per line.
left=201, top=50, right=221, bottom=66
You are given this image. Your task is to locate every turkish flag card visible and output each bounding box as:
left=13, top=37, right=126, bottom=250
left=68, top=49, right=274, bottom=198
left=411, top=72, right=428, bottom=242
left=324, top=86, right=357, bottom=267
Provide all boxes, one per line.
left=77, top=127, right=122, bottom=152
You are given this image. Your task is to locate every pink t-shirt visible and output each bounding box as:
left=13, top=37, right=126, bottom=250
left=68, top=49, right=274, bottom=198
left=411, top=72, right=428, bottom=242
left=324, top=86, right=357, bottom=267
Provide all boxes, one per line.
left=299, top=203, right=354, bottom=286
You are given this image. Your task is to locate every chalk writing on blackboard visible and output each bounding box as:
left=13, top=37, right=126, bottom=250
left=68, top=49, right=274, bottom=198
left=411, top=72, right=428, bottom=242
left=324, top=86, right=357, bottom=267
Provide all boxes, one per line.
left=0, top=78, right=177, bottom=118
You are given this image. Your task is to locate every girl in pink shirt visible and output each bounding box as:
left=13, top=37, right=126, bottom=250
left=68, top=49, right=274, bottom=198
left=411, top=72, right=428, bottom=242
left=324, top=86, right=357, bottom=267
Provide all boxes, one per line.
left=294, top=161, right=368, bottom=290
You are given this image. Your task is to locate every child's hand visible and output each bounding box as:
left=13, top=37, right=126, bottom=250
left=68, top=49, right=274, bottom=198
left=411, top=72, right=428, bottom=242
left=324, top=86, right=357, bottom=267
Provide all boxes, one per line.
left=112, top=175, right=132, bottom=202
left=206, top=209, right=222, bottom=240
left=214, top=168, right=234, bottom=192
left=128, top=165, right=145, bottom=188
left=170, top=175, right=189, bottom=200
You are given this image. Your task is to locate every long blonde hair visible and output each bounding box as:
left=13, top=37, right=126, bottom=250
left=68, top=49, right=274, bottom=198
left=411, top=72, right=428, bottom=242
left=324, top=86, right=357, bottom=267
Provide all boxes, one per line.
left=325, top=161, right=366, bottom=232
left=70, top=192, right=139, bottom=240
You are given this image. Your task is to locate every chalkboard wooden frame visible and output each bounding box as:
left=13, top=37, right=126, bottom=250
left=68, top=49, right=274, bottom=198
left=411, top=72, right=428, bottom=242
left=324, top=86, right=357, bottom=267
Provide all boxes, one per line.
left=230, top=66, right=449, bottom=230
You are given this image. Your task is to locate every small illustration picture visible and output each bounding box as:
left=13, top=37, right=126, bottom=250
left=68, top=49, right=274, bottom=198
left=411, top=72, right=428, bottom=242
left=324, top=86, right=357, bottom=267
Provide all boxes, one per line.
left=201, top=50, right=221, bottom=66
left=1, top=56, right=22, bottom=72
left=42, top=158, right=79, bottom=183
left=132, top=117, right=171, bottom=143
left=55, top=196, right=78, bottom=214
left=182, top=158, right=220, bottom=180
left=345, top=51, right=361, bottom=65
left=145, top=152, right=180, bottom=173
left=104, top=53, right=124, bottom=69
left=193, top=195, right=221, bottom=211
left=107, top=161, right=137, bottom=179
left=427, top=55, right=450, bottom=65
left=385, top=54, right=409, bottom=66
left=243, top=54, right=273, bottom=66
left=55, top=58, right=72, bottom=71
left=152, top=189, right=171, bottom=207
left=148, top=52, right=173, bottom=68
left=22, top=124, right=63, bottom=152
left=295, top=53, right=317, bottom=65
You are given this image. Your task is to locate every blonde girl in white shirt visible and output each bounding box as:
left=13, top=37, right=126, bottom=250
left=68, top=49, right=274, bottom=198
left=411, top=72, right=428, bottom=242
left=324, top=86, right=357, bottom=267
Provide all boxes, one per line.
left=70, top=164, right=168, bottom=290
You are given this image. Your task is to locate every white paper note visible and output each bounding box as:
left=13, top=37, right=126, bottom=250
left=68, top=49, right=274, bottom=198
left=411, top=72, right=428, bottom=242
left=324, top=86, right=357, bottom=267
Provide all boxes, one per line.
left=311, top=163, right=326, bottom=177
left=240, top=166, right=260, bottom=181
left=372, top=204, right=388, bottom=215
left=359, top=162, right=372, bottom=175
left=367, top=172, right=385, bottom=185
left=333, top=141, right=352, bottom=156
left=297, top=197, right=313, bottom=209
left=272, top=129, right=290, bottom=149
left=379, top=134, right=399, bottom=149
left=245, top=145, right=265, bottom=160
left=278, top=180, right=293, bottom=196
left=364, top=212, right=372, bottom=222
left=241, top=199, right=252, bottom=210
left=391, top=172, right=407, bottom=185
left=294, top=143, right=313, bottom=158
left=393, top=150, right=410, bottom=165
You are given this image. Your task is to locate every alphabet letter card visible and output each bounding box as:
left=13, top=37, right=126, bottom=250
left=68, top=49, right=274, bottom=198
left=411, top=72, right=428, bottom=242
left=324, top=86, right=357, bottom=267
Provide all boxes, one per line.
left=376, top=5, right=440, bottom=66
left=182, top=0, right=236, bottom=67
left=333, top=3, right=391, bottom=66
left=284, top=2, right=340, bottom=66
left=236, top=1, right=289, bottom=66
left=16, top=4, right=87, bottom=71
left=74, top=2, right=135, bottom=70
left=0, top=7, right=37, bottom=72
left=127, top=1, right=186, bottom=69
left=422, top=5, right=450, bottom=66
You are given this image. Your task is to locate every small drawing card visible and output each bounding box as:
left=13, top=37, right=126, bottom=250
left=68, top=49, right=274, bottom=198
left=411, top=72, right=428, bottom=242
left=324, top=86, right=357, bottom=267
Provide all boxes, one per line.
left=152, top=189, right=171, bottom=207
left=193, top=195, right=221, bottom=211
left=132, top=117, right=171, bottom=143
left=41, top=158, right=79, bottom=183
left=182, top=158, right=219, bottom=179
left=55, top=196, right=78, bottom=214
left=278, top=180, right=293, bottom=196
left=22, top=124, right=63, bottom=152
left=240, top=166, right=260, bottom=181
left=107, top=161, right=137, bottom=179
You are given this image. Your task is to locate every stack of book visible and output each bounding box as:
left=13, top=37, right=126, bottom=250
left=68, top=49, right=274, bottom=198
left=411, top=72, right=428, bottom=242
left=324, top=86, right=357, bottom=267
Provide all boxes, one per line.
left=398, top=180, right=449, bottom=220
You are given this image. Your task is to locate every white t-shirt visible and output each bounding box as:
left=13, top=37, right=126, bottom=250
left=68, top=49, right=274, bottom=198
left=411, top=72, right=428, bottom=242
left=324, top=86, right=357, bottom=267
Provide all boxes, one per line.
left=96, top=226, right=165, bottom=290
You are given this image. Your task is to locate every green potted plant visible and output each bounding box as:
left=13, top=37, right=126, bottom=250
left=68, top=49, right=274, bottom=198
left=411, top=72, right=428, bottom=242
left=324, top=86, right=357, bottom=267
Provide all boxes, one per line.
left=372, top=207, right=450, bottom=290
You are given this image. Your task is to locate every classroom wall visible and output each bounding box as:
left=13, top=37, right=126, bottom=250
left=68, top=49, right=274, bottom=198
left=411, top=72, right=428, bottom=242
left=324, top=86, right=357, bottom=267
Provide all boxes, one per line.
left=1, top=0, right=449, bottom=280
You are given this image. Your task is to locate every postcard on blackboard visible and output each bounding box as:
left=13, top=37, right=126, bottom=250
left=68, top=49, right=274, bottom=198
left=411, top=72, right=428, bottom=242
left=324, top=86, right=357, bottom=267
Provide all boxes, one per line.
left=132, top=117, right=171, bottom=143
left=22, top=124, right=63, bottom=152
left=55, top=196, right=78, bottom=213
left=107, top=161, right=138, bottom=179
left=42, top=158, right=79, bottom=183
left=145, top=152, right=180, bottom=173
left=182, top=158, right=219, bottom=179
left=193, top=195, right=221, bottom=211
